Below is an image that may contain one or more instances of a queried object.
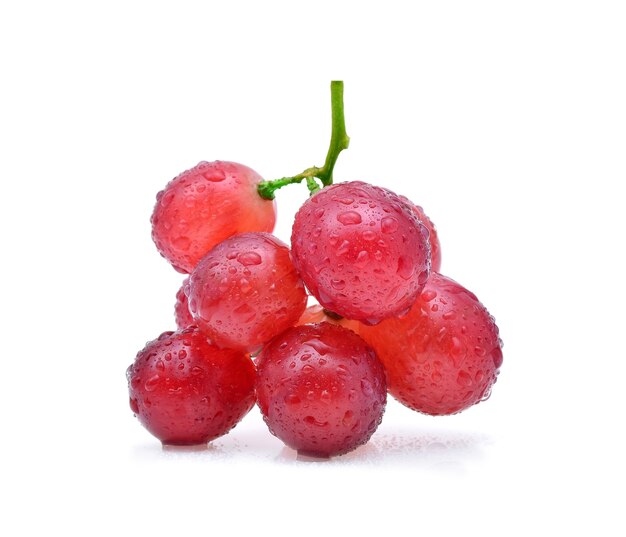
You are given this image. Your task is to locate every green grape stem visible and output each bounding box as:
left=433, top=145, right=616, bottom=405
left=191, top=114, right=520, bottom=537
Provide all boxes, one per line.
left=257, top=81, right=350, bottom=200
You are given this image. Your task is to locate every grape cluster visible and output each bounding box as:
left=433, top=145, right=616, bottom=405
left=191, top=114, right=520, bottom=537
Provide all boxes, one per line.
left=127, top=84, right=503, bottom=458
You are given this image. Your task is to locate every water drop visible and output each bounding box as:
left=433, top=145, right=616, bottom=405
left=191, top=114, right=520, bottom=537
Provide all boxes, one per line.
left=457, top=371, right=473, bottom=387
left=237, top=251, right=262, bottom=266
left=381, top=216, right=399, bottom=234
left=337, top=211, right=362, bottom=225
left=355, top=250, right=369, bottom=268
left=144, top=375, right=160, bottom=392
left=172, top=236, right=191, bottom=251
left=203, top=169, right=226, bottom=182
left=284, top=393, right=301, bottom=405
left=303, top=416, right=328, bottom=427
left=331, top=279, right=346, bottom=290
left=396, top=256, right=415, bottom=280
left=362, top=230, right=376, bottom=241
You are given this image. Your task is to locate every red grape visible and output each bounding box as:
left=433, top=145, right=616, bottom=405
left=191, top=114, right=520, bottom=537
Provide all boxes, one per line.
left=291, top=181, right=431, bottom=324
left=405, top=201, right=441, bottom=273
left=256, top=323, right=387, bottom=457
left=359, top=273, right=502, bottom=415
left=174, top=278, right=194, bottom=329
left=151, top=161, right=277, bottom=273
left=188, top=232, right=307, bottom=353
left=127, top=326, right=256, bottom=445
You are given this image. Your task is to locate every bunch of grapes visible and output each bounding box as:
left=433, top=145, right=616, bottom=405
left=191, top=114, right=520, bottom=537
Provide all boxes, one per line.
left=127, top=82, right=503, bottom=458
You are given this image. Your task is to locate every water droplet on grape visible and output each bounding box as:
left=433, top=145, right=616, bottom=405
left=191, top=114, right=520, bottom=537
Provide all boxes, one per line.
left=144, top=375, right=160, bottom=392
left=178, top=349, right=187, bottom=359
left=361, top=378, right=373, bottom=396
left=172, top=236, right=191, bottom=251
left=237, top=251, right=262, bottom=266
left=234, top=303, right=256, bottom=322
left=337, top=211, right=362, bottom=225
left=381, top=216, right=399, bottom=234
left=331, top=279, right=346, bottom=290
left=474, top=345, right=486, bottom=357
left=362, top=230, right=376, bottom=241
left=443, top=311, right=457, bottom=321
left=203, top=169, right=226, bottom=182
left=457, top=371, right=473, bottom=386
left=492, top=347, right=503, bottom=368
left=304, top=416, right=328, bottom=427
left=129, top=398, right=139, bottom=414
left=285, top=393, right=301, bottom=405
left=396, top=256, right=415, bottom=280
left=336, top=240, right=351, bottom=256
left=355, top=250, right=369, bottom=268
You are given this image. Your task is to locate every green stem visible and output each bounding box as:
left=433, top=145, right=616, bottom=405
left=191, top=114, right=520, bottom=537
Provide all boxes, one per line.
left=257, top=81, right=350, bottom=200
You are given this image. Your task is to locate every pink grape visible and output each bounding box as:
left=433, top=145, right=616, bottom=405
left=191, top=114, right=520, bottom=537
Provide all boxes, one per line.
left=151, top=161, right=276, bottom=273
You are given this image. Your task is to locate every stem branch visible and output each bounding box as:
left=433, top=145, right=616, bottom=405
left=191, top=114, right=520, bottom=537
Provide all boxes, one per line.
left=257, top=81, right=349, bottom=200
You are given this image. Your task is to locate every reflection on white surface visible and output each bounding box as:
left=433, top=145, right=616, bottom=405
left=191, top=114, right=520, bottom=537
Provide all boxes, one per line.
left=133, top=424, right=492, bottom=474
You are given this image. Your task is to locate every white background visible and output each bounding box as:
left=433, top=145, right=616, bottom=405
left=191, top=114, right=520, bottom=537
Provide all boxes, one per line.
left=1, top=1, right=625, bottom=535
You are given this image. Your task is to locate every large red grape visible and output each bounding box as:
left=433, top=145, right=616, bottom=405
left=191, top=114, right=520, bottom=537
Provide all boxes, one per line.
left=151, top=161, right=277, bottom=273
left=188, top=232, right=307, bottom=353
left=127, top=326, right=256, bottom=445
left=359, top=273, right=502, bottom=415
left=291, top=181, right=431, bottom=324
left=256, top=323, right=387, bottom=457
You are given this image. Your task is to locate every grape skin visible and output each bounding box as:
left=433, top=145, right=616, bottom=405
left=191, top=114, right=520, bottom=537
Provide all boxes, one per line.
left=256, top=323, right=387, bottom=457
left=151, top=161, right=276, bottom=274
left=174, top=278, right=194, bottom=329
left=291, top=181, right=431, bottom=324
left=359, top=273, right=503, bottom=415
left=127, top=327, right=256, bottom=445
left=188, top=232, right=307, bottom=353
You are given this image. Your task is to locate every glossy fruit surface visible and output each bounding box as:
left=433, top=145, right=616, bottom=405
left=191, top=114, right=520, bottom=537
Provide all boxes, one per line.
left=127, top=326, right=256, bottom=445
left=151, top=161, right=277, bottom=273
left=174, top=278, right=194, bottom=329
left=291, top=181, right=431, bottom=324
left=256, top=322, right=386, bottom=457
left=188, top=232, right=307, bottom=353
left=359, top=273, right=502, bottom=415
left=405, top=201, right=441, bottom=273
left=297, top=304, right=361, bottom=335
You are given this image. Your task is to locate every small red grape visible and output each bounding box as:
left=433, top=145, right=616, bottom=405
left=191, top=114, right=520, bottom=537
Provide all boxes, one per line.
left=151, top=161, right=277, bottom=274
left=359, top=273, right=502, bottom=415
left=174, top=278, right=194, bottom=329
left=126, top=326, right=256, bottom=445
left=291, top=181, right=431, bottom=324
left=256, top=323, right=387, bottom=457
left=188, top=232, right=308, bottom=353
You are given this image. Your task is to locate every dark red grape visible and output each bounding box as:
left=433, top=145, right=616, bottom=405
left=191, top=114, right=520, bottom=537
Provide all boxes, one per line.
left=256, top=323, right=387, bottom=457
left=127, top=327, right=256, bottom=445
